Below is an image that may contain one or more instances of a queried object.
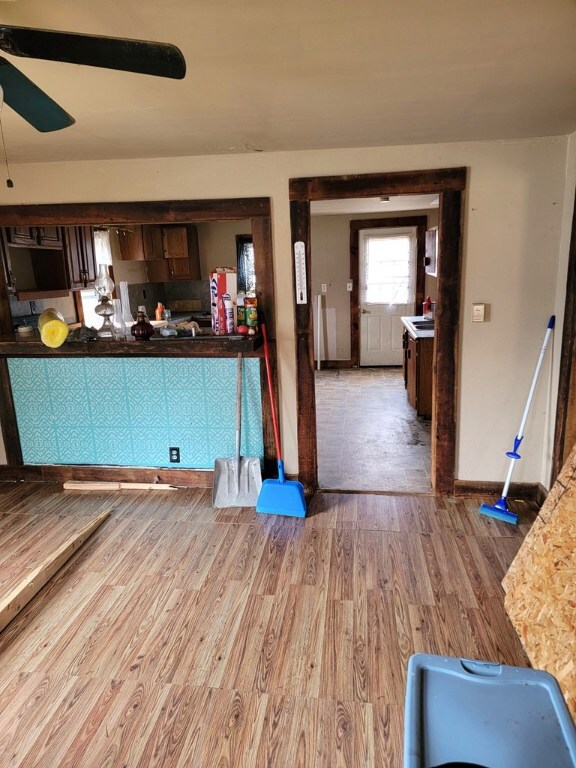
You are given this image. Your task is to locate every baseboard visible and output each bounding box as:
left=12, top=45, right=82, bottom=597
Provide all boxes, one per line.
left=315, top=359, right=353, bottom=369
left=454, top=480, right=548, bottom=506
left=0, top=464, right=213, bottom=488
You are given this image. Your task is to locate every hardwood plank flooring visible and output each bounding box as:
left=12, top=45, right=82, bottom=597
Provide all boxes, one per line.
left=0, top=482, right=536, bottom=767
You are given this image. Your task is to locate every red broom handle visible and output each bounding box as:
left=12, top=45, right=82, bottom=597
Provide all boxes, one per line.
left=261, top=324, right=282, bottom=461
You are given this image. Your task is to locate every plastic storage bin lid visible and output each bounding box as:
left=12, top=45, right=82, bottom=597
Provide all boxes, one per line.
left=404, top=654, right=576, bottom=768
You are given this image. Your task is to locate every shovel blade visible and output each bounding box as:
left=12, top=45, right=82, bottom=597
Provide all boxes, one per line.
left=212, top=457, right=262, bottom=508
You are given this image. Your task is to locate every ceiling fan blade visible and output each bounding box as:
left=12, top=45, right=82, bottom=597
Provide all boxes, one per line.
left=0, top=26, right=186, bottom=80
left=0, top=56, right=75, bottom=131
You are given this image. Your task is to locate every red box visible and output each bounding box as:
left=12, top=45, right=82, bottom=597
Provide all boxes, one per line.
left=210, top=269, right=237, bottom=334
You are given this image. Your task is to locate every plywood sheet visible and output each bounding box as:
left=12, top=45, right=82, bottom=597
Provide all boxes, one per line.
left=503, top=444, right=576, bottom=719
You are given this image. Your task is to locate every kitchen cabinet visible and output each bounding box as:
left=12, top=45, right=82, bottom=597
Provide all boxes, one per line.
left=403, top=329, right=433, bottom=418
left=6, top=226, right=63, bottom=248
left=64, top=226, right=97, bottom=289
left=119, top=224, right=200, bottom=281
left=144, top=224, right=200, bottom=281
left=117, top=227, right=149, bottom=261
left=1, top=228, right=69, bottom=298
left=0, top=226, right=96, bottom=297
left=0, top=231, right=15, bottom=293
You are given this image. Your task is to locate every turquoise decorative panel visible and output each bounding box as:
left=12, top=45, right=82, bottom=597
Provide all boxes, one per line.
left=8, top=357, right=263, bottom=469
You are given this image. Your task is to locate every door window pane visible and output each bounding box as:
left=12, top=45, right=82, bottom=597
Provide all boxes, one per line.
left=362, top=232, right=415, bottom=305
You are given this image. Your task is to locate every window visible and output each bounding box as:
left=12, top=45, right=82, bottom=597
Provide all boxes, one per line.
left=361, top=229, right=416, bottom=305
left=236, top=235, right=256, bottom=293
left=80, top=229, right=114, bottom=329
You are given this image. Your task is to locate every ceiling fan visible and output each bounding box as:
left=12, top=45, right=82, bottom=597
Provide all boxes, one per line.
left=0, top=24, right=186, bottom=132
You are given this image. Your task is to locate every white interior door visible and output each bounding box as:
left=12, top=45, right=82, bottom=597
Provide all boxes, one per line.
left=359, top=227, right=416, bottom=366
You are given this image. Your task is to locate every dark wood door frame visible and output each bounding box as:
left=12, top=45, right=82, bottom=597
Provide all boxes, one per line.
left=349, top=216, right=427, bottom=368
left=290, top=168, right=467, bottom=495
left=552, top=186, right=576, bottom=483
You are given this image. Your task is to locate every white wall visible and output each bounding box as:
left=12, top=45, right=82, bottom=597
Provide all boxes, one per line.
left=0, top=136, right=571, bottom=485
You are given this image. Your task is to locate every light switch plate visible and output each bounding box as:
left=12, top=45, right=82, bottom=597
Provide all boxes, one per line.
left=472, top=303, right=486, bottom=322
left=321, top=283, right=327, bottom=293
left=346, top=281, right=353, bottom=292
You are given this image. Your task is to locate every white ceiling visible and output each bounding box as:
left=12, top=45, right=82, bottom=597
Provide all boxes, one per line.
left=1, top=0, right=576, bottom=164
left=311, top=195, right=439, bottom=215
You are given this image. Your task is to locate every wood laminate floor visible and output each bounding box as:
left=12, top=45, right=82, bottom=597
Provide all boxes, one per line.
left=0, top=482, right=537, bottom=767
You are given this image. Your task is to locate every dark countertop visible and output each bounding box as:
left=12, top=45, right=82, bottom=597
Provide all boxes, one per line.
left=0, top=330, right=264, bottom=358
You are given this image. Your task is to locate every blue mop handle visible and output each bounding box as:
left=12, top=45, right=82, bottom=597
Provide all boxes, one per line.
left=501, top=315, right=555, bottom=499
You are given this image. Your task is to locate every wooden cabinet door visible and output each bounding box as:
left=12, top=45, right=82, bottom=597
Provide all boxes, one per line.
left=0, top=230, right=15, bottom=293
left=407, top=336, right=417, bottom=408
left=6, top=227, right=37, bottom=246
left=37, top=226, right=63, bottom=247
left=168, top=257, right=193, bottom=279
left=162, top=226, right=188, bottom=259
left=142, top=226, right=163, bottom=260
left=146, top=259, right=170, bottom=282
left=118, top=227, right=145, bottom=261
left=80, top=227, right=97, bottom=284
left=65, top=226, right=97, bottom=289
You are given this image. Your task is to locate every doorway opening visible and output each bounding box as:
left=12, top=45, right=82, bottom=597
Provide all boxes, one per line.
left=290, top=167, right=466, bottom=495
left=311, top=204, right=434, bottom=492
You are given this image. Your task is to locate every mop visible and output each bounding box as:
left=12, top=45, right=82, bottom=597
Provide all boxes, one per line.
left=479, top=315, right=555, bottom=524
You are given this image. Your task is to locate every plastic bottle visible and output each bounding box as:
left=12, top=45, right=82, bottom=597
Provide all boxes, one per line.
left=423, top=296, right=432, bottom=318
left=237, top=292, right=246, bottom=327
left=155, top=302, right=164, bottom=321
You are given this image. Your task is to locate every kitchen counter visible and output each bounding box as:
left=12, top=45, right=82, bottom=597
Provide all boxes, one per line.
left=401, top=317, right=433, bottom=418
left=0, top=330, right=264, bottom=358
left=401, top=315, right=435, bottom=339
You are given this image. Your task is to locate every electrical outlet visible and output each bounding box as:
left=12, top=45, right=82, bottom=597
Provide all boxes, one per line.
left=30, top=301, right=37, bottom=314
left=169, top=447, right=180, bottom=463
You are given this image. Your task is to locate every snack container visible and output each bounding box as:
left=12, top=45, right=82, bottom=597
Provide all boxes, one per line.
left=210, top=269, right=237, bottom=334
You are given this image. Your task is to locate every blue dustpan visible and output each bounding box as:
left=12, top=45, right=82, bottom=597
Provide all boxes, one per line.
left=257, top=323, right=307, bottom=518
left=256, top=459, right=306, bottom=518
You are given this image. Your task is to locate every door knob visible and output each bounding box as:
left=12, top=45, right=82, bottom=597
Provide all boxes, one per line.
left=361, top=308, right=370, bottom=314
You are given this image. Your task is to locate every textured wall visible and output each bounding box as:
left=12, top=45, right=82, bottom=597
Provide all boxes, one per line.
left=8, top=357, right=263, bottom=469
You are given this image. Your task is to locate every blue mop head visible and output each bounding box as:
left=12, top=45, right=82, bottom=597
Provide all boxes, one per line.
left=479, top=501, right=518, bottom=525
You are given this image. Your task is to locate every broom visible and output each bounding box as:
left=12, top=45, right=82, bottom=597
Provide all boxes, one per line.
left=479, top=315, right=555, bottom=524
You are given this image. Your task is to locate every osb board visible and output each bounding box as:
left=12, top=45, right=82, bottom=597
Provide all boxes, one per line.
left=503, top=443, right=576, bottom=719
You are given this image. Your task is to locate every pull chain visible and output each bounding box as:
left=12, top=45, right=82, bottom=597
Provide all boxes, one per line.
left=0, top=87, right=13, bottom=188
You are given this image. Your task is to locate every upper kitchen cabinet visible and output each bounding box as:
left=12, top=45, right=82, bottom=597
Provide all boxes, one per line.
left=1, top=227, right=69, bottom=299
left=6, top=226, right=63, bottom=248
left=64, top=226, right=97, bottom=289
left=0, top=225, right=97, bottom=297
left=117, top=227, right=147, bottom=262
left=119, top=224, right=200, bottom=282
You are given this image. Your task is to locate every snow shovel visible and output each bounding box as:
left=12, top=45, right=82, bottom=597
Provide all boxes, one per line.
left=213, top=352, right=262, bottom=507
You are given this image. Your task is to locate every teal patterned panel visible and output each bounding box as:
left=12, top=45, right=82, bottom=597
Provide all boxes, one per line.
left=8, top=357, right=263, bottom=468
